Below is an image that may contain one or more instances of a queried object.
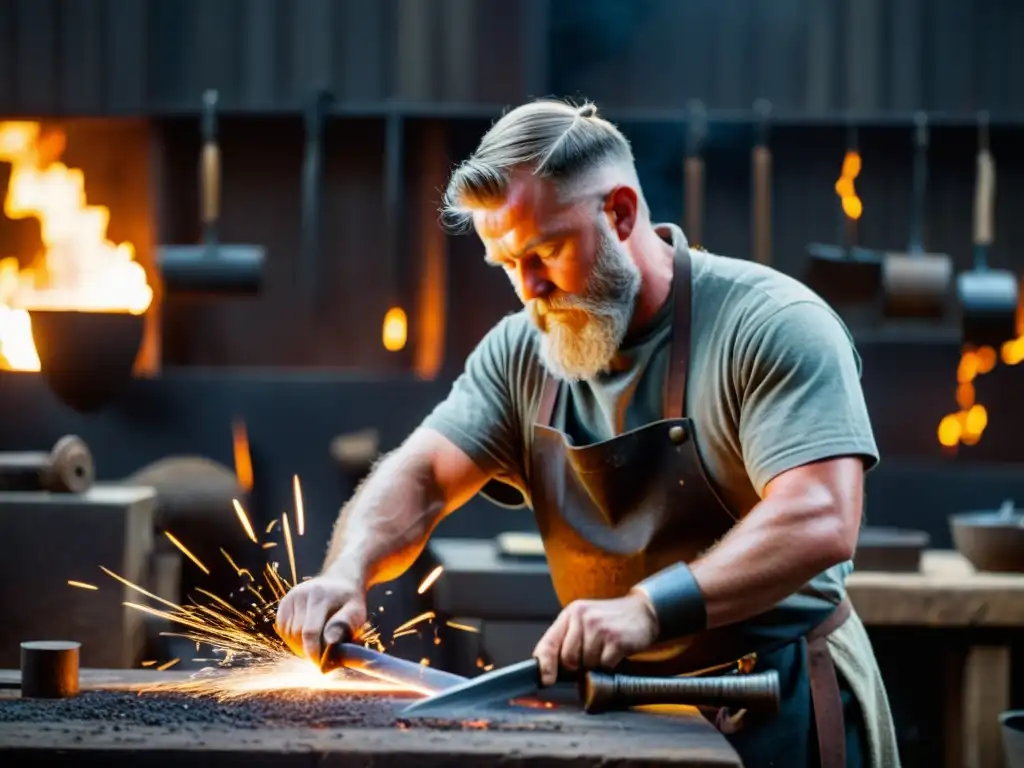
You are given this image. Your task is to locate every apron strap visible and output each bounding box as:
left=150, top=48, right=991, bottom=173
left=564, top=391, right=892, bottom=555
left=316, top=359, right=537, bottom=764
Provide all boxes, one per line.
left=664, top=246, right=693, bottom=420
left=804, top=597, right=853, bottom=768
left=537, top=372, right=559, bottom=427
left=536, top=242, right=694, bottom=427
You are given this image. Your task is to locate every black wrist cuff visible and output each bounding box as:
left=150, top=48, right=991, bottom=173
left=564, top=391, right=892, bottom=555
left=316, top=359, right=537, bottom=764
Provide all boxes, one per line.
left=636, top=561, right=707, bottom=643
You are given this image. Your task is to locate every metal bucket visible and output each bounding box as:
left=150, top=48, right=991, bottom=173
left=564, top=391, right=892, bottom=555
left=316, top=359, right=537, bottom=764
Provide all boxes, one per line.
left=950, top=504, right=1024, bottom=573
left=1001, top=711, right=1024, bottom=768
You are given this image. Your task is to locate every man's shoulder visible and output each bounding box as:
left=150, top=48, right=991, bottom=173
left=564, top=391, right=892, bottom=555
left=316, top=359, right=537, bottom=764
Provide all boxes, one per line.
left=692, top=249, right=849, bottom=343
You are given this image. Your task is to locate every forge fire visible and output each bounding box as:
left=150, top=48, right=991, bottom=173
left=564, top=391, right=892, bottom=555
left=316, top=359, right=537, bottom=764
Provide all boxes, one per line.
left=0, top=121, right=152, bottom=371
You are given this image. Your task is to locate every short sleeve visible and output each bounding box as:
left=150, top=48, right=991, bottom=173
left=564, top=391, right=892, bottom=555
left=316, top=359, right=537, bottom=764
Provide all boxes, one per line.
left=420, top=319, right=525, bottom=487
left=737, top=301, right=879, bottom=496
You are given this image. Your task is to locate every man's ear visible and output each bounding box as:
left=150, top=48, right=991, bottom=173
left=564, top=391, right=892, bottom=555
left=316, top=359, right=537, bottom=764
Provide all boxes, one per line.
left=604, top=186, right=639, bottom=240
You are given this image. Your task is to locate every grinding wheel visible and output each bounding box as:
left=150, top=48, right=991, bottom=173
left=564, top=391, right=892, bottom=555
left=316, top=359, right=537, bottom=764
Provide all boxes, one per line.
left=125, top=456, right=253, bottom=598
left=126, top=456, right=248, bottom=536
left=46, top=435, right=95, bottom=493
left=882, top=113, right=953, bottom=319
left=956, top=112, right=1019, bottom=347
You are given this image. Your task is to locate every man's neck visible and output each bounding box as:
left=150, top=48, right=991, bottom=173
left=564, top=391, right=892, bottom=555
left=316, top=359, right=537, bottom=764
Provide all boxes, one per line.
left=627, top=224, right=676, bottom=333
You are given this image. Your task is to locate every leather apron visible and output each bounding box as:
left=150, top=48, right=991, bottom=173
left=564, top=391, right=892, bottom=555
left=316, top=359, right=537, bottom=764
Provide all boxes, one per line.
left=524, top=245, right=855, bottom=768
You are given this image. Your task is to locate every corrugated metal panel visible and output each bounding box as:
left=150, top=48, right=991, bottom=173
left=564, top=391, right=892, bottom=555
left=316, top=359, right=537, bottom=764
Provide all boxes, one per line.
left=0, top=0, right=541, bottom=116
left=0, top=0, right=1018, bottom=118
left=552, top=0, right=1024, bottom=117
left=59, top=0, right=105, bottom=114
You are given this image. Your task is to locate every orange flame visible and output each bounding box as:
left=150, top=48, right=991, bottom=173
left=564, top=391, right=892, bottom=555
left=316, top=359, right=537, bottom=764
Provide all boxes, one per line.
left=0, top=121, right=152, bottom=370
left=937, top=345, right=1004, bottom=448
left=232, top=419, right=254, bottom=492
left=382, top=306, right=407, bottom=352
left=834, top=151, right=863, bottom=221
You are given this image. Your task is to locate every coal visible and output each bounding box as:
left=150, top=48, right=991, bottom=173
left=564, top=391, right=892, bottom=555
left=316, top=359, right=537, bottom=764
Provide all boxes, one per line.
left=0, top=690, right=564, bottom=733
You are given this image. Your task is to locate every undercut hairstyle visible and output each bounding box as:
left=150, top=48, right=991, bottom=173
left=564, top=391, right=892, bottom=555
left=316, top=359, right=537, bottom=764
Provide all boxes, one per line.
left=440, top=98, right=637, bottom=233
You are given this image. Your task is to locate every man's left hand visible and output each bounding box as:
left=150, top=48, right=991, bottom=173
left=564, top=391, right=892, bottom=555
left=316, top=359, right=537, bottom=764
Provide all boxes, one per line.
left=532, top=591, right=659, bottom=686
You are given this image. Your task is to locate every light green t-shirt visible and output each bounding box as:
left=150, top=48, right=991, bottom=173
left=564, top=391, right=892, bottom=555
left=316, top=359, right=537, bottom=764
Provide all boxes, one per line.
left=422, top=223, right=879, bottom=605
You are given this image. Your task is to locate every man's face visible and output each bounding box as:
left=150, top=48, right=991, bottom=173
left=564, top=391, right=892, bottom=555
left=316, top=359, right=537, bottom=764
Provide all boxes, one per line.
left=473, top=172, right=641, bottom=382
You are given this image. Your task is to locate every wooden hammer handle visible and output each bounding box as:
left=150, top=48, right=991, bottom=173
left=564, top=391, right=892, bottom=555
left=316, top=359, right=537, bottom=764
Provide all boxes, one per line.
left=974, top=148, right=995, bottom=247
left=201, top=142, right=220, bottom=225
left=685, top=157, right=704, bottom=246
left=199, top=89, right=220, bottom=226
left=582, top=669, right=781, bottom=715
left=752, top=145, right=772, bottom=265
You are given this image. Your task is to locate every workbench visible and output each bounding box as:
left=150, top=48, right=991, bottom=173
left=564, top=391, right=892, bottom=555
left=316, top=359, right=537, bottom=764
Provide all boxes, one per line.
left=429, top=539, right=1024, bottom=768
left=0, top=485, right=158, bottom=669
left=847, top=550, right=1024, bottom=768
left=0, top=669, right=741, bottom=767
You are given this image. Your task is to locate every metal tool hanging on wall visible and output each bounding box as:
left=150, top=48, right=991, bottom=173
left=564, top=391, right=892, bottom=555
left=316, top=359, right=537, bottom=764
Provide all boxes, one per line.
left=806, top=118, right=888, bottom=305
left=881, top=112, right=953, bottom=319
left=683, top=100, right=707, bottom=247
left=751, top=99, right=772, bottom=266
left=157, top=90, right=267, bottom=297
left=300, top=89, right=334, bottom=309
left=805, top=121, right=884, bottom=306
left=956, top=111, right=1019, bottom=348
left=381, top=110, right=408, bottom=353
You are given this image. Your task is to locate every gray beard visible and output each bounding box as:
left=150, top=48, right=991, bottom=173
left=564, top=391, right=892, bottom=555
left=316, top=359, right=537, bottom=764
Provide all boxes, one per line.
left=525, top=230, right=641, bottom=383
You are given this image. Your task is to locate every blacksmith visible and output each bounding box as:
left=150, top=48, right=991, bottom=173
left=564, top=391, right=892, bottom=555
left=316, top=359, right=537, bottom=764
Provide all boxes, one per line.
left=276, top=98, right=900, bottom=768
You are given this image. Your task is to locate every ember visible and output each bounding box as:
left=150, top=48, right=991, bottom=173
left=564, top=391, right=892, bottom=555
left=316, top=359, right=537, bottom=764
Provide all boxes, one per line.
left=0, top=690, right=569, bottom=734
left=0, top=121, right=153, bottom=371
left=65, top=460, right=477, bottom=703
left=0, top=690, right=401, bottom=730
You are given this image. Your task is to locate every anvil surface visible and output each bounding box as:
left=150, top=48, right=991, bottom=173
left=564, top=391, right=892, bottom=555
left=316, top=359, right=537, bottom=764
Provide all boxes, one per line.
left=0, top=668, right=741, bottom=767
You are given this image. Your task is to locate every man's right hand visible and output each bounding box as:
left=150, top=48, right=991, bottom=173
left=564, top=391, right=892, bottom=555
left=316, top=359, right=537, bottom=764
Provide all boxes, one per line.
left=274, top=573, right=367, bottom=662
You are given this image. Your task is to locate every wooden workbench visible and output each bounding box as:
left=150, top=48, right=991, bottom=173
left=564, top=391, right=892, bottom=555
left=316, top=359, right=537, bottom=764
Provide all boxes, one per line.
left=847, top=550, right=1024, bottom=768
left=0, top=669, right=741, bottom=767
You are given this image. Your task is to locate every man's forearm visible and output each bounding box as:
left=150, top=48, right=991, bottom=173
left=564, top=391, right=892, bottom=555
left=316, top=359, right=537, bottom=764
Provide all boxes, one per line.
left=634, top=489, right=856, bottom=640
left=321, top=447, right=446, bottom=589
left=688, top=490, right=854, bottom=629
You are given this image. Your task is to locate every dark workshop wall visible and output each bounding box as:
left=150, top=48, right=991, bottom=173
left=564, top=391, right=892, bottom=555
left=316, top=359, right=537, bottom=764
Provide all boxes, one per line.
left=0, top=0, right=1021, bottom=119
left=0, top=0, right=546, bottom=116
left=550, top=0, right=1024, bottom=115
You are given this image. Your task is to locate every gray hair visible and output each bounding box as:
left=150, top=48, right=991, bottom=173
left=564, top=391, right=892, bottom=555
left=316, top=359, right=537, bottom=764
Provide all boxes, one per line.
left=440, top=98, right=636, bottom=233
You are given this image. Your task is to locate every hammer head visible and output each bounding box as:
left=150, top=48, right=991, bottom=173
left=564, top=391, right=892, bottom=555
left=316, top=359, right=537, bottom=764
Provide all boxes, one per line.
left=882, top=252, right=954, bottom=319
left=957, top=268, right=1020, bottom=347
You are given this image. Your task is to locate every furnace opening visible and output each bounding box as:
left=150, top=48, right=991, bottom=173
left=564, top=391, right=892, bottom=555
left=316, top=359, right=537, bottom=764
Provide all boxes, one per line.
left=0, top=118, right=160, bottom=375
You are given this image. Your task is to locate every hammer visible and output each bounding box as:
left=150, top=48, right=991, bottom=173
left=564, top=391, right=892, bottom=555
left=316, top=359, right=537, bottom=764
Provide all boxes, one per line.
left=881, top=112, right=954, bottom=319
